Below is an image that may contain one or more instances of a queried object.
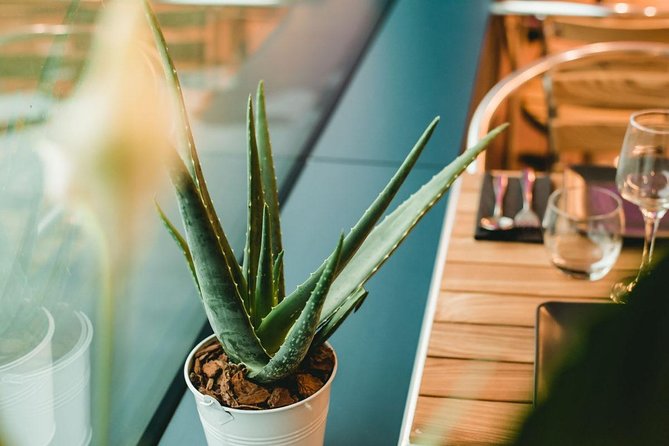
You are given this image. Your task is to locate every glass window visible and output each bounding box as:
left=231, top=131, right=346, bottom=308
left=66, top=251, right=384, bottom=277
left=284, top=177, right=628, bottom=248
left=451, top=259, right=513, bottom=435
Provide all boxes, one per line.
left=0, top=0, right=390, bottom=443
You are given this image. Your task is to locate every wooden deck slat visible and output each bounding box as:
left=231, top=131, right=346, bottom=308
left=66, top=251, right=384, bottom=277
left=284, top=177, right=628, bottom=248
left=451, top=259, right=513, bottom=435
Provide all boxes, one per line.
left=419, top=357, right=534, bottom=402
left=445, top=236, right=642, bottom=270
left=435, top=291, right=604, bottom=327
left=427, top=322, right=534, bottom=363
left=451, top=212, right=478, bottom=237
left=411, top=397, right=530, bottom=445
left=455, top=190, right=480, bottom=213
left=441, top=262, right=634, bottom=298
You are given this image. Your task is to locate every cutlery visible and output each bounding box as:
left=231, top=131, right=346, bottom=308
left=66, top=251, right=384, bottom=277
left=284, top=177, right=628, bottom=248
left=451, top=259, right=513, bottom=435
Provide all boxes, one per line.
left=481, top=174, right=513, bottom=231
left=513, top=168, right=541, bottom=228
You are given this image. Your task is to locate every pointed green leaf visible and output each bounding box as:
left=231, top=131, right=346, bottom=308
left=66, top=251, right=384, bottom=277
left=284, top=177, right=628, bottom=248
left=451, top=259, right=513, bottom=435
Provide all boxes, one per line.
left=253, top=206, right=274, bottom=328
left=243, top=96, right=263, bottom=311
left=272, top=251, right=284, bottom=307
left=143, top=0, right=247, bottom=300
left=257, top=117, right=439, bottom=345
left=156, top=202, right=200, bottom=294
left=255, top=81, right=285, bottom=301
left=249, top=235, right=343, bottom=381
left=320, top=123, right=509, bottom=321
left=312, top=287, right=368, bottom=347
left=170, top=156, right=269, bottom=368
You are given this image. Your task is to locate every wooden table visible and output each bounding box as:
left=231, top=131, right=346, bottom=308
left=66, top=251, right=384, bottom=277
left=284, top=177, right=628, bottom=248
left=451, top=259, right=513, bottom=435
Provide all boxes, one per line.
left=401, top=171, right=641, bottom=445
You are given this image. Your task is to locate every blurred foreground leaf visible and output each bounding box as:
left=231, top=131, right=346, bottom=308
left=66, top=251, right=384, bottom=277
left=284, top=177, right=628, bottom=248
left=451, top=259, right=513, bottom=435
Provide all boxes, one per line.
left=513, top=253, right=669, bottom=445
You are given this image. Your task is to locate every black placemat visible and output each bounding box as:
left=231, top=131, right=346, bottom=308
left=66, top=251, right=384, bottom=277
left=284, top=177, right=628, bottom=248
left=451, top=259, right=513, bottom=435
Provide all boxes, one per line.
left=564, top=165, right=669, bottom=239
left=474, top=173, right=553, bottom=243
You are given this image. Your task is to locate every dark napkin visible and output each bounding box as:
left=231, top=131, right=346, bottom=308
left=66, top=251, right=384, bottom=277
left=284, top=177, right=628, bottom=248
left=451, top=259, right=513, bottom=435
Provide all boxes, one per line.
left=474, top=173, right=553, bottom=243
left=564, top=165, right=669, bottom=239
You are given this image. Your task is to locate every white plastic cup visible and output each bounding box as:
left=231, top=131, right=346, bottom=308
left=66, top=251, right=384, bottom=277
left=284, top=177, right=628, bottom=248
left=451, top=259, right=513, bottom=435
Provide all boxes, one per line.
left=184, top=335, right=337, bottom=446
left=0, top=308, right=56, bottom=446
left=51, top=311, right=93, bottom=446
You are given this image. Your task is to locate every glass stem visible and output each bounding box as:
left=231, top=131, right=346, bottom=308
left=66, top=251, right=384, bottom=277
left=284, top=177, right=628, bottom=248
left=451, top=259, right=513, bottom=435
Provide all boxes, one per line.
left=639, top=209, right=664, bottom=274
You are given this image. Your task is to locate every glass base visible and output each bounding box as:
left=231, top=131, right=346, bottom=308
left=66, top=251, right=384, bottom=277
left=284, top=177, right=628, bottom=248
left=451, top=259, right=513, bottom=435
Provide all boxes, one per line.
left=610, top=275, right=637, bottom=304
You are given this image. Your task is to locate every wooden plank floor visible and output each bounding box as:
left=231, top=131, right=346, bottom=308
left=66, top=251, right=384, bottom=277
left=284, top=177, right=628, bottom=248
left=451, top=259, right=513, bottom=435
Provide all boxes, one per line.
left=408, top=171, right=640, bottom=445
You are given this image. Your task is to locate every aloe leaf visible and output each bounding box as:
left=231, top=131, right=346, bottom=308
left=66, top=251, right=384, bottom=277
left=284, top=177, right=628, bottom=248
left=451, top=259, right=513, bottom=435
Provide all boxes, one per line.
left=143, top=0, right=247, bottom=300
left=253, top=206, right=274, bottom=328
left=170, top=156, right=269, bottom=368
left=256, top=118, right=439, bottom=344
left=255, top=81, right=285, bottom=301
left=312, top=287, right=368, bottom=347
left=243, top=97, right=264, bottom=311
left=320, top=123, right=509, bottom=322
left=272, top=251, right=284, bottom=307
left=250, top=235, right=343, bottom=382
left=156, top=202, right=200, bottom=294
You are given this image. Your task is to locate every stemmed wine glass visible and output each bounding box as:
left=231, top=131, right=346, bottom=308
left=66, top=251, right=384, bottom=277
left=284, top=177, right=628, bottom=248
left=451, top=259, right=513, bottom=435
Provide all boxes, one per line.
left=611, top=110, right=669, bottom=303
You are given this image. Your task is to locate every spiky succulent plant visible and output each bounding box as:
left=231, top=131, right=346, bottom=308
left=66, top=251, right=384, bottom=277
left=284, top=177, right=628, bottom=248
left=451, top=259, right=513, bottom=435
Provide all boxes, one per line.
left=158, top=80, right=506, bottom=384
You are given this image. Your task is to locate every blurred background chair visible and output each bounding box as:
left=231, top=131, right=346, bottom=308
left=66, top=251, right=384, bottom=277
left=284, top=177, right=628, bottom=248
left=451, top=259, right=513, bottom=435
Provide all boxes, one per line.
left=544, top=48, right=669, bottom=166
left=467, top=41, right=669, bottom=171
left=470, top=1, right=669, bottom=171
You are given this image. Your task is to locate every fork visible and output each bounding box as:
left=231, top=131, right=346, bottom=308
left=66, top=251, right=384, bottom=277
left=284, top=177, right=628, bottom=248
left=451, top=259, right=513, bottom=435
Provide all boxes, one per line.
left=513, top=168, right=541, bottom=228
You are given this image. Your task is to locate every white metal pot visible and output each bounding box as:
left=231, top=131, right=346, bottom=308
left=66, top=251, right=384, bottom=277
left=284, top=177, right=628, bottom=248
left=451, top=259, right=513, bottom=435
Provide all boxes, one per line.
left=0, top=308, right=56, bottom=446
left=51, top=310, right=93, bottom=446
left=184, top=335, right=337, bottom=446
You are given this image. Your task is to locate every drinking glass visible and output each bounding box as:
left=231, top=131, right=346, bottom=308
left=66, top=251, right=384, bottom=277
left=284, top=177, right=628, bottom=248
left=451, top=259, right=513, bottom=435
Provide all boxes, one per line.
left=611, top=109, right=669, bottom=302
left=543, top=186, right=624, bottom=281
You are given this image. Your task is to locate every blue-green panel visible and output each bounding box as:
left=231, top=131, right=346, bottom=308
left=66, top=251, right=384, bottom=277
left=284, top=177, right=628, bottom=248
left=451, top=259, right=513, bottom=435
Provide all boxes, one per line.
left=313, top=0, right=491, bottom=167
left=160, top=396, right=204, bottom=445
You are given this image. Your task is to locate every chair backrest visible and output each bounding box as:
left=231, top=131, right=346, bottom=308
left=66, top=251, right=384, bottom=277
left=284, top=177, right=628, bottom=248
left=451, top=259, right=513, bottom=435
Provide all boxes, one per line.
left=467, top=41, right=669, bottom=171
left=545, top=51, right=669, bottom=165
left=544, top=16, right=669, bottom=54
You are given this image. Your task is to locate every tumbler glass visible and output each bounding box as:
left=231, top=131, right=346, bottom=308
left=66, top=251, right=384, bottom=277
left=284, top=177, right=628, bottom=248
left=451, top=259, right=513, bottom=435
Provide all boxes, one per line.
left=543, top=186, right=624, bottom=281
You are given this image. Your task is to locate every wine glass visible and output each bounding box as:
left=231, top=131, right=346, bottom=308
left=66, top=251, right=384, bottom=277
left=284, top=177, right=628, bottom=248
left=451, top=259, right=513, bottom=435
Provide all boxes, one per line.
left=611, top=109, right=669, bottom=303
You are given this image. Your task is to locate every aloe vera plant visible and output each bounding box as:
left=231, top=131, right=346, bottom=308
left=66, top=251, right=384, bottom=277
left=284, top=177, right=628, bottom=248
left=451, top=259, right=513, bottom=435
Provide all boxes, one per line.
left=158, top=78, right=506, bottom=384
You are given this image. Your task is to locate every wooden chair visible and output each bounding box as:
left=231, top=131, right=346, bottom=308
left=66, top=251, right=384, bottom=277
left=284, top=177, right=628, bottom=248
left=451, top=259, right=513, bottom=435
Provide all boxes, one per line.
left=467, top=41, right=669, bottom=171
left=544, top=51, right=669, bottom=166
left=544, top=16, right=669, bottom=54
left=492, top=0, right=669, bottom=167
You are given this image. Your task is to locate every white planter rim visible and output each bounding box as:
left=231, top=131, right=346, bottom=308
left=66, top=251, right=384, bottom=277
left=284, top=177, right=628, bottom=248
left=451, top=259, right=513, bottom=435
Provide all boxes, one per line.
left=184, top=334, right=337, bottom=415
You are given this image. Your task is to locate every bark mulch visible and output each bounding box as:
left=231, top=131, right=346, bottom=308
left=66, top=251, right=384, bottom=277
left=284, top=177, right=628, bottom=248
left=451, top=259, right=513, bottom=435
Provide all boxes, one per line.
left=189, top=340, right=335, bottom=410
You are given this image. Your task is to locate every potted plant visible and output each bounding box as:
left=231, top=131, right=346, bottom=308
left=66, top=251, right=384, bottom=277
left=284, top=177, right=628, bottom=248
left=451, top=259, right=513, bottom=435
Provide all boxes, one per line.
left=142, top=2, right=505, bottom=444
left=155, top=72, right=506, bottom=444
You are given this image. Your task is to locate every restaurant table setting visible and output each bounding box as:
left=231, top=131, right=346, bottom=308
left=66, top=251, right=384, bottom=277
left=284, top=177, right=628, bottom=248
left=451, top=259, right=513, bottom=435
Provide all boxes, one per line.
left=476, top=167, right=625, bottom=281
left=475, top=110, right=669, bottom=291
left=407, top=167, right=643, bottom=444
left=477, top=167, right=669, bottom=241
left=407, top=109, right=669, bottom=444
